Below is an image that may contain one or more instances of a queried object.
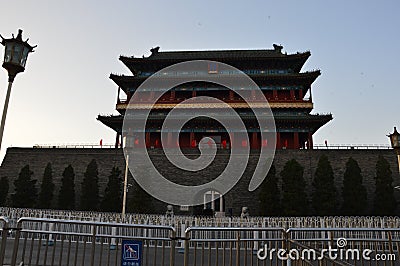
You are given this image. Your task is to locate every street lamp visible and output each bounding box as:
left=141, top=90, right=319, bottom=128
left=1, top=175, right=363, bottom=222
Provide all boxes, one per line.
left=0, top=29, right=36, bottom=150
left=122, top=131, right=134, bottom=218
left=388, top=127, right=400, bottom=173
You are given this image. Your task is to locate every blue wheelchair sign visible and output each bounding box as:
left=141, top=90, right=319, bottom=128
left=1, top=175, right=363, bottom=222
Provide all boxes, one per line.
left=121, top=240, right=142, bottom=266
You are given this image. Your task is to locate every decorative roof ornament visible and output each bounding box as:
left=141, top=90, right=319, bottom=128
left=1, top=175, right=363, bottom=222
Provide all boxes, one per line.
left=150, top=46, right=160, bottom=56
left=273, top=44, right=283, bottom=53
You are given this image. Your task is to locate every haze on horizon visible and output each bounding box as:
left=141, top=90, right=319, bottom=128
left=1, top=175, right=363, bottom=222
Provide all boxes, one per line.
left=0, top=0, right=399, bottom=160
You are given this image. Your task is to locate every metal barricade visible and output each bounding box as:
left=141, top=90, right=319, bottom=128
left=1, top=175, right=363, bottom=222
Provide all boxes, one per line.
left=0, top=216, right=9, bottom=266
left=2, top=215, right=400, bottom=265
left=287, top=227, right=400, bottom=265
left=182, top=227, right=397, bottom=266
left=2, top=207, right=400, bottom=230
left=183, top=226, right=286, bottom=266
left=287, top=239, right=353, bottom=266
left=8, top=217, right=176, bottom=266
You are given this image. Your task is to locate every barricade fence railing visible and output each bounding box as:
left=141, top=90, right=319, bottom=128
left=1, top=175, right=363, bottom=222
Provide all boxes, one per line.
left=287, top=228, right=400, bottom=265
left=182, top=227, right=357, bottom=266
left=5, top=217, right=177, bottom=266
left=29, top=143, right=392, bottom=150
left=2, top=207, right=400, bottom=234
left=0, top=216, right=8, bottom=266
left=1, top=217, right=399, bottom=266
left=183, top=226, right=287, bottom=266
left=313, top=144, right=391, bottom=149
left=287, top=240, right=353, bottom=266
left=33, top=143, right=115, bottom=148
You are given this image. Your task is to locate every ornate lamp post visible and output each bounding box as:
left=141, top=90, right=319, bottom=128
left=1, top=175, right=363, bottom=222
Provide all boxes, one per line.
left=0, top=29, right=36, bottom=150
left=388, top=127, right=400, bottom=173
left=122, top=132, right=133, bottom=218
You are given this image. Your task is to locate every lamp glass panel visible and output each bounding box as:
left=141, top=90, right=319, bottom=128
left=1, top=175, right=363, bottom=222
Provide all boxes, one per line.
left=21, top=47, right=29, bottom=67
left=11, top=43, right=22, bottom=64
left=4, top=45, right=13, bottom=63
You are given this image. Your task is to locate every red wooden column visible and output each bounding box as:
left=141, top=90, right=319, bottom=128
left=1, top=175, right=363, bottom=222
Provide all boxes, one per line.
left=299, top=89, right=304, bottom=100
left=276, top=132, right=281, bottom=149
left=190, top=132, right=195, bottom=148
left=251, top=132, right=259, bottom=149
left=290, top=90, right=295, bottom=100
left=170, top=90, right=176, bottom=101
left=293, top=132, right=299, bottom=149
left=229, top=91, right=234, bottom=101
left=155, top=134, right=160, bottom=148
left=308, top=132, right=313, bottom=149
left=192, top=90, right=196, bottom=97
left=272, top=90, right=278, bottom=100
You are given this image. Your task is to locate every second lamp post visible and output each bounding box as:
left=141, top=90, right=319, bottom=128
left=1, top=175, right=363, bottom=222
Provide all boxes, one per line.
left=0, top=29, right=36, bottom=150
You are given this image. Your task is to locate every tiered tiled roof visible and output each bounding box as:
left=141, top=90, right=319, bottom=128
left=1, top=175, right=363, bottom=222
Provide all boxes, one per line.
left=120, top=45, right=310, bottom=74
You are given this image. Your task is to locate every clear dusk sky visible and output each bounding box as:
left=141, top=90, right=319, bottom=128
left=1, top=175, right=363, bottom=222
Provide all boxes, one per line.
left=0, top=0, right=399, bottom=159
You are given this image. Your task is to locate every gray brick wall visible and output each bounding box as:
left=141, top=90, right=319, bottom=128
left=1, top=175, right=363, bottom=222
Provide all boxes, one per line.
left=0, top=147, right=399, bottom=216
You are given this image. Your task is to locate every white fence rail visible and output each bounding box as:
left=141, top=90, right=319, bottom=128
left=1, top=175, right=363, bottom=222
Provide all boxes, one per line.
left=1, top=208, right=400, bottom=237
